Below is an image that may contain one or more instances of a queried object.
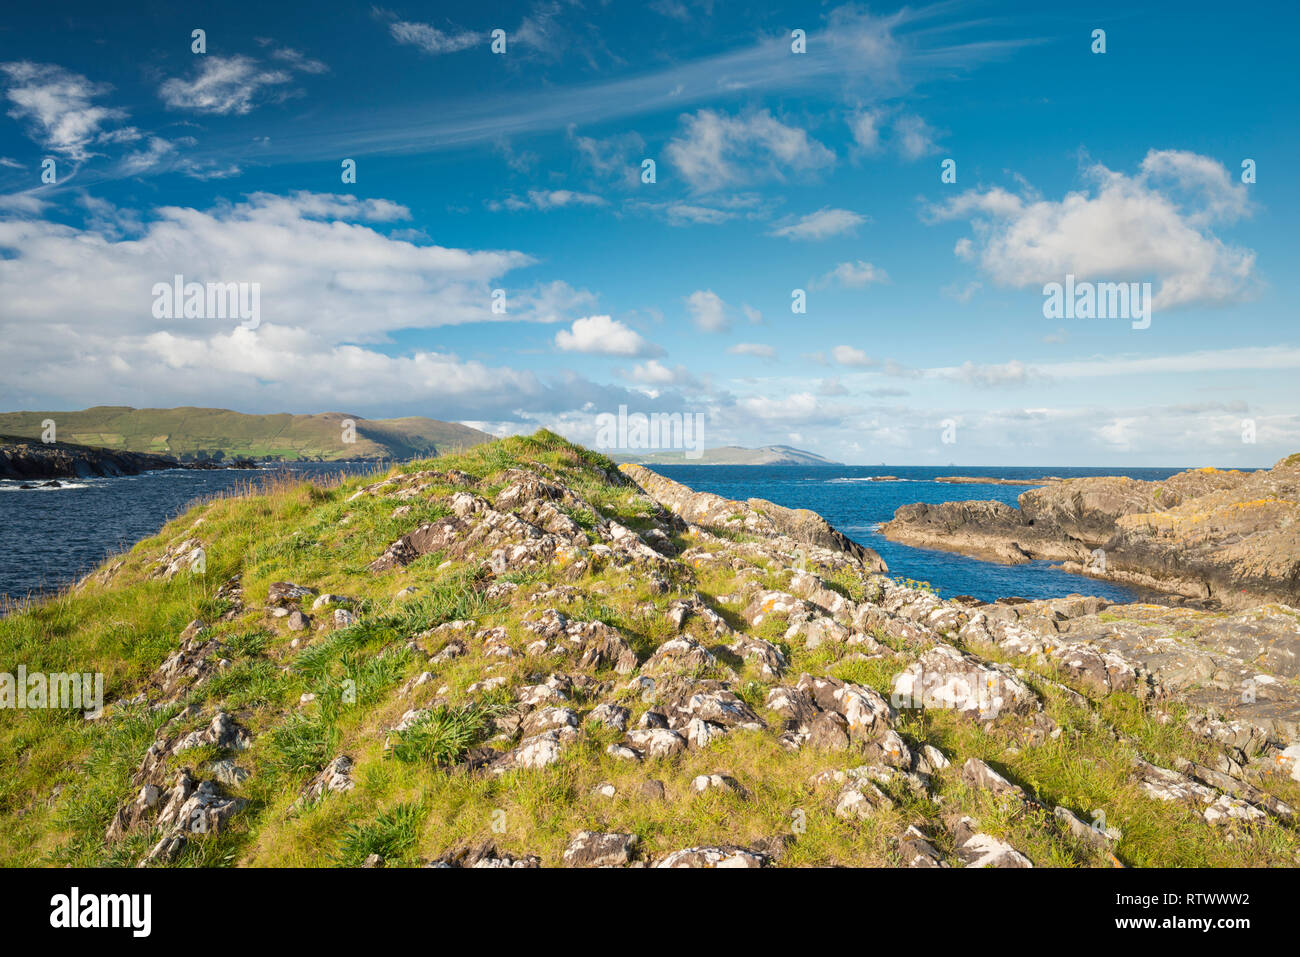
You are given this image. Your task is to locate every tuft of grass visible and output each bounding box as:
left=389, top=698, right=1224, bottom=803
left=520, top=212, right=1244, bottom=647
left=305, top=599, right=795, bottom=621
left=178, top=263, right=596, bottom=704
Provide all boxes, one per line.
left=386, top=701, right=502, bottom=767
left=266, top=713, right=339, bottom=780
left=335, top=800, right=426, bottom=867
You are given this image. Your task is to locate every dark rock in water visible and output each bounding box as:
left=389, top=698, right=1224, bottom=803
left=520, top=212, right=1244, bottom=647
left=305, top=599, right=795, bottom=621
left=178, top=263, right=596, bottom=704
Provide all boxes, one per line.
left=0, top=435, right=261, bottom=481
left=1, top=436, right=180, bottom=480
left=1, top=434, right=179, bottom=478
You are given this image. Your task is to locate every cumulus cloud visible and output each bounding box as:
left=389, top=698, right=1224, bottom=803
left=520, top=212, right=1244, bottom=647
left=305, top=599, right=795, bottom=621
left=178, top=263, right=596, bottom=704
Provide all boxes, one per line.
left=927, top=150, right=1257, bottom=309
left=848, top=108, right=884, bottom=152
left=892, top=113, right=940, bottom=159
left=770, top=207, right=867, bottom=241
left=554, top=315, right=661, bottom=357
left=831, top=345, right=876, bottom=367
left=848, top=108, right=940, bottom=160
left=685, top=289, right=730, bottom=332
left=666, top=109, right=834, bottom=192
left=0, top=191, right=663, bottom=421
left=814, top=260, right=888, bottom=288
left=0, top=61, right=127, bottom=161
left=0, top=191, right=564, bottom=350
left=624, top=359, right=703, bottom=389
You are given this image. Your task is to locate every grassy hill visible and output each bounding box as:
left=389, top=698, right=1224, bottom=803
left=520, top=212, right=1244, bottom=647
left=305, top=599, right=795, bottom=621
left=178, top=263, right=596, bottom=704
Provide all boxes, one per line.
left=0, top=431, right=1296, bottom=868
left=0, top=407, right=492, bottom=462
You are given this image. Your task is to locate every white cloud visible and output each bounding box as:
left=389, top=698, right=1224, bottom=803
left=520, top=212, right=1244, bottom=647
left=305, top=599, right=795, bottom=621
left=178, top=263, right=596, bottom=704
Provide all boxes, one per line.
left=848, top=108, right=940, bottom=161
left=0, top=191, right=554, bottom=348
left=120, top=136, right=175, bottom=175
left=892, top=113, right=940, bottom=159
left=659, top=202, right=735, bottom=225
left=666, top=109, right=834, bottom=192
left=685, top=289, right=729, bottom=332
left=269, top=47, right=329, bottom=74
left=554, top=315, right=660, bottom=357
left=941, top=280, right=981, bottom=303
left=569, top=127, right=645, bottom=187
left=0, top=62, right=127, bottom=161
left=490, top=189, right=606, bottom=212
left=928, top=150, right=1257, bottom=309
left=624, top=359, right=703, bottom=390
left=728, top=342, right=776, bottom=358
left=945, top=359, right=1037, bottom=388
left=814, top=260, right=888, bottom=288
left=159, top=55, right=294, bottom=115
left=832, top=345, right=876, bottom=367
left=849, top=108, right=884, bottom=152
left=387, top=20, right=479, bottom=55
left=770, top=207, right=866, bottom=241
left=737, top=391, right=824, bottom=424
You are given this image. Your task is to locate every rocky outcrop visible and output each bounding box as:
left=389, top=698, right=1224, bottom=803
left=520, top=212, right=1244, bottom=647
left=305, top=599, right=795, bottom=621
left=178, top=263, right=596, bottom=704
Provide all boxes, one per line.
left=621, top=463, right=886, bottom=573
left=882, top=456, right=1300, bottom=608
left=0, top=437, right=258, bottom=481
left=0, top=438, right=181, bottom=480
left=18, top=435, right=1300, bottom=870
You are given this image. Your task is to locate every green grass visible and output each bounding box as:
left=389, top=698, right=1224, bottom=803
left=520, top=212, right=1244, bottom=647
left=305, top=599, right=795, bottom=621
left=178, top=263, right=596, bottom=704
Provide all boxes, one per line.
left=0, top=406, right=491, bottom=461
left=1, top=429, right=1296, bottom=869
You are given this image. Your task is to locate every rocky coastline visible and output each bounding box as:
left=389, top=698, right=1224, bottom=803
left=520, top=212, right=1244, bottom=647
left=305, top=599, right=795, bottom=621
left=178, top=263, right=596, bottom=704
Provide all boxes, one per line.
left=0, top=437, right=258, bottom=482
left=7, top=433, right=1294, bottom=868
left=881, top=456, right=1300, bottom=609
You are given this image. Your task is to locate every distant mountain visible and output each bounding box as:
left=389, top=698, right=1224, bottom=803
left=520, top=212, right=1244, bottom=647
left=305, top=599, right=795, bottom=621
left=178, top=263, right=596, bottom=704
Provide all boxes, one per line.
left=0, top=407, right=492, bottom=462
left=613, top=444, right=843, bottom=466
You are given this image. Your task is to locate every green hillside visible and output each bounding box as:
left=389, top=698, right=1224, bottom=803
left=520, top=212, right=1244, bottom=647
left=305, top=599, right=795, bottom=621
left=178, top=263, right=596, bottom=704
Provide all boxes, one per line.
left=0, top=407, right=492, bottom=462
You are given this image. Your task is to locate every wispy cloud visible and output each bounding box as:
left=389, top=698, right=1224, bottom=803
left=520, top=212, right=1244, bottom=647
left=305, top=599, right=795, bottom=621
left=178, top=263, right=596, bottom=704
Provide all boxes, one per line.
left=770, top=207, right=866, bottom=241
left=0, top=62, right=127, bottom=162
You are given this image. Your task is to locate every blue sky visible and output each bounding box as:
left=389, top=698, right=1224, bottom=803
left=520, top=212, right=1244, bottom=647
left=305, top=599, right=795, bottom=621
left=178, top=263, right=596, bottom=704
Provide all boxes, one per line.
left=0, top=0, right=1296, bottom=465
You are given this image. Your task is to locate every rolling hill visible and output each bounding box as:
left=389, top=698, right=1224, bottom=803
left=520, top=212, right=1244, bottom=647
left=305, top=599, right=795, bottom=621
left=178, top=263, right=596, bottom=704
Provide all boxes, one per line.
left=613, top=444, right=843, bottom=466
left=0, top=407, right=492, bottom=462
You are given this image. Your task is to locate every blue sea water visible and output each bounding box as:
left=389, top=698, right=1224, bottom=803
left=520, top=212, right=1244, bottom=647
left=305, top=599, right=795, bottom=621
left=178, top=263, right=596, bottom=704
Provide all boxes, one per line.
left=0, top=463, right=377, bottom=603
left=655, top=465, right=1187, bottom=604
left=0, top=461, right=1185, bottom=606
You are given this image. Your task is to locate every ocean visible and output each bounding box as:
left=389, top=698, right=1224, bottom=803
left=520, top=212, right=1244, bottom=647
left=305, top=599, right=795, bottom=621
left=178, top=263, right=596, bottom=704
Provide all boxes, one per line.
left=0, top=462, right=1183, bottom=605
left=654, top=464, right=1185, bottom=604
left=0, top=463, right=378, bottom=603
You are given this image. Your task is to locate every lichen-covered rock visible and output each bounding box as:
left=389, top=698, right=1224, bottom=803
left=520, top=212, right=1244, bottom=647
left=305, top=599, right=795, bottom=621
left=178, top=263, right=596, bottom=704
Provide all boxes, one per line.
left=655, top=845, right=767, bottom=868
left=563, top=831, right=638, bottom=867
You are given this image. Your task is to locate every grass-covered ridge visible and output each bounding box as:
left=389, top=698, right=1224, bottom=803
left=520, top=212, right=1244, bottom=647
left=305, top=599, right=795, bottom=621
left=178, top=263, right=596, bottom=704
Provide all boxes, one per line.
left=1, top=430, right=1297, bottom=868
left=0, top=406, right=492, bottom=461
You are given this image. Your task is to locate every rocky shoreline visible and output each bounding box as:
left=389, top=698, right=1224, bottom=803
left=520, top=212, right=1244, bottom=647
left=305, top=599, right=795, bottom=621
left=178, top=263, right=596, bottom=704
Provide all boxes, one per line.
left=0, top=437, right=257, bottom=481
left=5, top=434, right=1298, bottom=868
left=881, top=456, right=1300, bottom=609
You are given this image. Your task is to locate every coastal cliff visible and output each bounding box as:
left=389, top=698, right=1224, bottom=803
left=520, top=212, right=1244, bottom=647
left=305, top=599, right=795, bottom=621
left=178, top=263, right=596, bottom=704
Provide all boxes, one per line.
left=881, top=456, right=1300, bottom=609
left=0, top=437, right=259, bottom=480
left=1, top=432, right=1297, bottom=868
left=0, top=437, right=183, bottom=480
